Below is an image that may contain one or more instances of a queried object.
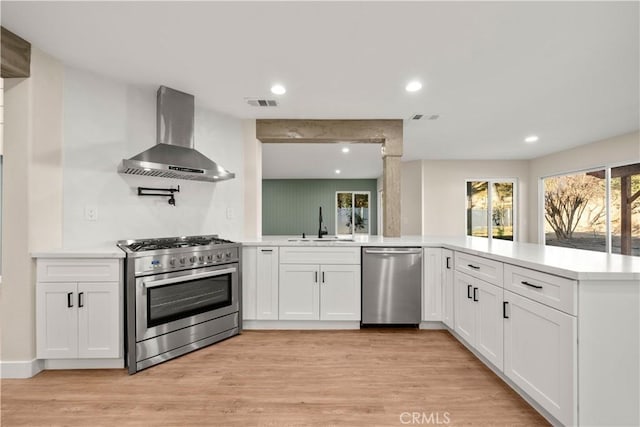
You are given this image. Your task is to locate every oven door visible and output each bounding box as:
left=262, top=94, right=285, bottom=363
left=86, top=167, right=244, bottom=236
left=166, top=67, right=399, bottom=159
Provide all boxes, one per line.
left=135, top=263, right=239, bottom=342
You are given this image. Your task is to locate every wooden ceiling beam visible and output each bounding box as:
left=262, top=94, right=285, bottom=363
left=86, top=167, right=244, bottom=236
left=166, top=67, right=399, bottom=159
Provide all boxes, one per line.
left=1, top=26, right=31, bottom=78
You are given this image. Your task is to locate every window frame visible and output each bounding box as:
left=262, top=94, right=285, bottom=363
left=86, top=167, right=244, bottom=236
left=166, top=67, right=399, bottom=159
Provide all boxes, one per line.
left=335, top=191, right=371, bottom=237
left=464, top=178, right=518, bottom=242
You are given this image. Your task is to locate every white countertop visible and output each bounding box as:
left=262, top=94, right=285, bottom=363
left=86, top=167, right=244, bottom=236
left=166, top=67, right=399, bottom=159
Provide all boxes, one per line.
left=242, top=235, right=640, bottom=281
left=32, top=244, right=125, bottom=259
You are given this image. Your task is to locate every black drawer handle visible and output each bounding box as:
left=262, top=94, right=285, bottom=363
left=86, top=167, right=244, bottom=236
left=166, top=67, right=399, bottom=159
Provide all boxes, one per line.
left=467, top=284, right=472, bottom=299
left=67, top=292, right=74, bottom=308
left=322, top=272, right=325, bottom=283
left=261, top=249, right=273, bottom=253
left=473, top=287, right=478, bottom=302
left=521, top=280, right=543, bottom=289
left=314, top=271, right=318, bottom=283
left=503, top=301, right=509, bottom=319
left=446, top=257, right=452, bottom=269
left=468, top=264, right=480, bottom=270
left=78, top=292, right=84, bottom=308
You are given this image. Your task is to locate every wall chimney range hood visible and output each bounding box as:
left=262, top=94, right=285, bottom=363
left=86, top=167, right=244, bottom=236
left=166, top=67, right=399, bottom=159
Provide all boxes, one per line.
left=118, top=86, right=235, bottom=182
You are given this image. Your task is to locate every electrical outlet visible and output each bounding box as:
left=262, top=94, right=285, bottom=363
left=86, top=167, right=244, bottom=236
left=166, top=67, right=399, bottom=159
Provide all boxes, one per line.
left=226, top=208, right=234, bottom=219
left=85, top=206, right=98, bottom=221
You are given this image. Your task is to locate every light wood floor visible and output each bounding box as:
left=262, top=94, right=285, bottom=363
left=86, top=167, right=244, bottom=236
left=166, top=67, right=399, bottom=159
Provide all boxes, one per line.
left=1, top=330, right=548, bottom=426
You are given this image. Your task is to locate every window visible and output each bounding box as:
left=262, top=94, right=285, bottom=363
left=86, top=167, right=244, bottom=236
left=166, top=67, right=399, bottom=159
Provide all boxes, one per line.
left=466, top=180, right=516, bottom=241
left=543, top=162, right=640, bottom=256
left=336, top=191, right=370, bottom=236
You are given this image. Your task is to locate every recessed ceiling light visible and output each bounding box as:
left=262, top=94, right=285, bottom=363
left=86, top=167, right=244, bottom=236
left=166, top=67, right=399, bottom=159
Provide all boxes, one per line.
left=405, top=81, right=422, bottom=92
left=525, top=135, right=539, bottom=143
left=270, top=84, right=286, bottom=95
left=335, top=169, right=341, bottom=174
left=342, top=147, right=350, bottom=153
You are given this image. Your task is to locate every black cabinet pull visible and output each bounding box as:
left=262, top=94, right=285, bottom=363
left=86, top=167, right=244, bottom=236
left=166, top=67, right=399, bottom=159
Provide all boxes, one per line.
left=314, top=271, right=318, bottom=283
left=473, top=287, right=478, bottom=302
left=261, top=249, right=273, bottom=253
left=467, top=284, right=472, bottom=299
left=468, top=264, right=480, bottom=270
left=503, top=301, right=509, bottom=318
left=446, top=257, right=451, bottom=269
left=78, top=292, right=84, bottom=308
left=521, top=280, right=543, bottom=289
left=67, top=292, right=74, bottom=308
left=322, top=272, right=325, bottom=283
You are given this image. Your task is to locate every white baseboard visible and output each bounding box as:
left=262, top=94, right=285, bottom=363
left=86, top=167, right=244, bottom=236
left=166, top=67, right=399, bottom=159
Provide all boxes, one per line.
left=0, top=359, right=44, bottom=379
left=44, top=358, right=124, bottom=370
left=243, top=320, right=360, bottom=330
left=419, top=321, right=446, bottom=330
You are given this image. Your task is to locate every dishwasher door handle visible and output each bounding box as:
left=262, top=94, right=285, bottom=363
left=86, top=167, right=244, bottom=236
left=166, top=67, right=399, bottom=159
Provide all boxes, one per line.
left=363, top=249, right=422, bottom=255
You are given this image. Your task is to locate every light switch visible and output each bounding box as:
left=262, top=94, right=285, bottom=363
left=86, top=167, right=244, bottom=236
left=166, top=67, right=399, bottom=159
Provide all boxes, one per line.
left=85, top=206, right=98, bottom=221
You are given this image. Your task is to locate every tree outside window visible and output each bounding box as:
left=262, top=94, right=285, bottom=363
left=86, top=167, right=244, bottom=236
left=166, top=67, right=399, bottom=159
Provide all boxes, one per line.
left=543, top=163, right=639, bottom=256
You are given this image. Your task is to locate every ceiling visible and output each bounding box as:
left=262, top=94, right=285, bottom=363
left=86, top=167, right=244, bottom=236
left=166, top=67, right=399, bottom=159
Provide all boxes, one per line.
left=2, top=1, right=639, bottom=178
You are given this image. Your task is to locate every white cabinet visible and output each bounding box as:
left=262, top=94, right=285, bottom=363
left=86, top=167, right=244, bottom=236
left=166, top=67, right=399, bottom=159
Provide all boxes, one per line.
left=319, top=264, right=361, bottom=321
left=442, top=249, right=454, bottom=329
left=36, top=258, right=121, bottom=360
left=503, top=290, right=576, bottom=426
left=279, top=264, right=319, bottom=320
left=277, top=247, right=360, bottom=322
left=256, top=247, right=279, bottom=320
left=279, top=263, right=360, bottom=321
left=453, top=271, right=503, bottom=370
left=422, top=248, right=442, bottom=321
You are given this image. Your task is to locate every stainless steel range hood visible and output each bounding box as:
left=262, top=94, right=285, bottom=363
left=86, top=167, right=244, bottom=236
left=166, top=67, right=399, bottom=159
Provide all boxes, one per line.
left=118, top=86, right=235, bottom=182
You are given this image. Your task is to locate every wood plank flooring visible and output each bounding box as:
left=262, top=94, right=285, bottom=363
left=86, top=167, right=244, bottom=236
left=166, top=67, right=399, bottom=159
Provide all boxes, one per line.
left=1, top=330, right=548, bottom=426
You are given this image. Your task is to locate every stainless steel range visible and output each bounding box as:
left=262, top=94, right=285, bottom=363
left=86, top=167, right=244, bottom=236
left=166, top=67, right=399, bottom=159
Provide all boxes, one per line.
left=118, top=235, right=241, bottom=374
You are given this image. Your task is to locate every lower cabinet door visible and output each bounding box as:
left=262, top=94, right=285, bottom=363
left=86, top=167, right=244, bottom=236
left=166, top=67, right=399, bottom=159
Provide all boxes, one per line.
left=422, top=248, right=443, bottom=321
left=504, top=290, right=576, bottom=426
left=37, top=282, right=78, bottom=359
left=474, top=279, right=504, bottom=371
left=77, top=282, right=120, bottom=358
left=442, top=249, right=454, bottom=329
left=454, top=272, right=475, bottom=344
left=256, top=247, right=279, bottom=320
left=320, top=264, right=361, bottom=321
left=279, top=264, right=320, bottom=320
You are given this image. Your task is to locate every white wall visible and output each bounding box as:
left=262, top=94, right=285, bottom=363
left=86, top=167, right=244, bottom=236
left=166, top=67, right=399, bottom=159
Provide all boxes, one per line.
left=63, top=67, right=244, bottom=247
left=242, top=120, right=261, bottom=239
left=401, top=160, right=423, bottom=235
left=421, top=160, right=530, bottom=241
left=528, top=131, right=640, bottom=243
left=1, top=48, right=64, bottom=365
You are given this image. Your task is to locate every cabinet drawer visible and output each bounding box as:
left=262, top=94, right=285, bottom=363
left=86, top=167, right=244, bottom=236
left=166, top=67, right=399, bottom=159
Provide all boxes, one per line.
left=455, top=252, right=503, bottom=287
left=37, top=258, right=120, bottom=282
left=504, top=264, right=576, bottom=316
left=279, top=247, right=360, bottom=265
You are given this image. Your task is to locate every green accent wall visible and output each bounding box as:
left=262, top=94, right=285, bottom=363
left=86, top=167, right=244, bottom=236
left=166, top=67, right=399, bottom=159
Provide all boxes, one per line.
left=263, top=179, right=378, bottom=236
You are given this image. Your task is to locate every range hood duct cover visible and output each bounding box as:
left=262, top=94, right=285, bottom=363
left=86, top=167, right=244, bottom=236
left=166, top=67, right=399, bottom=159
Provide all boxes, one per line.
left=118, top=86, right=235, bottom=182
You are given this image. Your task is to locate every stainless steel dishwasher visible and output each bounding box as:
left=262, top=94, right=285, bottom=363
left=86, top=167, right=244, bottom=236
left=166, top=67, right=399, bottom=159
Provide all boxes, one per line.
left=361, top=247, right=422, bottom=325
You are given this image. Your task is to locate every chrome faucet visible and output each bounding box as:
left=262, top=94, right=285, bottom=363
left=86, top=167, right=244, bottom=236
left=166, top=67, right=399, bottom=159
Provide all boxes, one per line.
left=318, top=206, right=328, bottom=238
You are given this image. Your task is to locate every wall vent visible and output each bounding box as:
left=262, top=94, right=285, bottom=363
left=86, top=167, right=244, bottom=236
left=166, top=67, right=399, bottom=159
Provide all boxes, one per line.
left=410, top=114, right=440, bottom=121
left=247, top=99, right=278, bottom=107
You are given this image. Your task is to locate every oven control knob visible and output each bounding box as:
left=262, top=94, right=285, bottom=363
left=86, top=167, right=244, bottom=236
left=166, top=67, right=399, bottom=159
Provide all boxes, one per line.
left=216, top=253, right=223, bottom=260
left=207, top=254, right=213, bottom=262
left=225, top=251, right=232, bottom=258
left=189, top=256, right=196, bottom=264
left=169, top=258, right=176, bottom=266
left=179, top=257, right=186, bottom=265
left=198, top=256, right=204, bottom=263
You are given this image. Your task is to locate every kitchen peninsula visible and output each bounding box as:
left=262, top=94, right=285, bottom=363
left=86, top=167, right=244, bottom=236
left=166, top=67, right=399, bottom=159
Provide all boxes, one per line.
left=241, top=235, right=640, bottom=426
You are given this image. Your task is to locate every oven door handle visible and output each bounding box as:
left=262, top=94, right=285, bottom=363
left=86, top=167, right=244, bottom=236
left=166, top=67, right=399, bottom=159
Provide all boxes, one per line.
left=143, top=268, right=237, bottom=289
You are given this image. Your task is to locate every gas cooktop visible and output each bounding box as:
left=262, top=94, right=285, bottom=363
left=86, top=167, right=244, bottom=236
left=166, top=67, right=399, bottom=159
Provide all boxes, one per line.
left=118, top=235, right=235, bottom=253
